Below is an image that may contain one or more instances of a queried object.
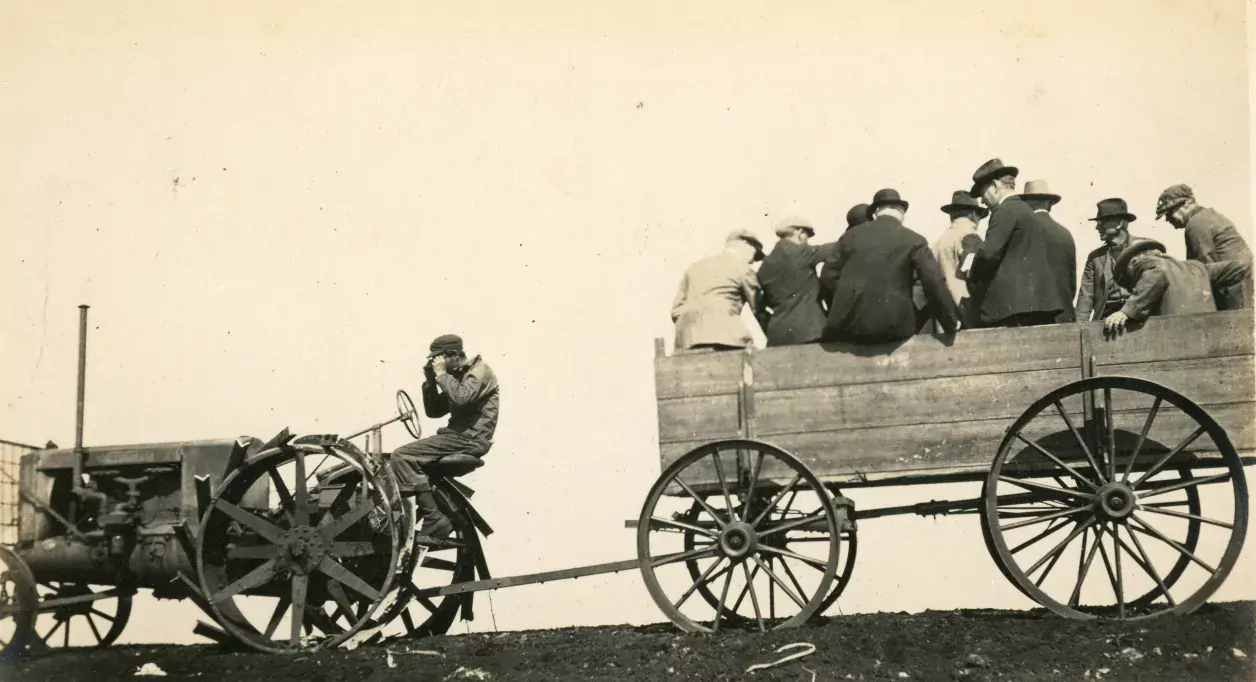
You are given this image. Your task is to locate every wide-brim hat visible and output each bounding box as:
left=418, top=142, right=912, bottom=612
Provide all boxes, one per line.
left=1155, top=183, right=1194, bottom=219
left=1113, top=237, right=1167, bottom=284
left=845, top=203, right=872, bottom=228
left=940, top=190, right=989, bottom=217
left=428, top=333, right=464, bottom=357
left=773, top=216, right=815, bottom=238
left=726, top=228, right=766, bottom=260
left=970, top=158, right=1019, bottom=196
left=1088, top=197, right=1137, bottom=223
left=1020, top=179, right=1061, bottom=204
left=869, top=188, right=909, bottom=213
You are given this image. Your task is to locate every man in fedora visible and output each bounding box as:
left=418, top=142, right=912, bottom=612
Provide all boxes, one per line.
left=671, top=229, right=765, bottom=352
left=754, top=216, right=840, bottom=346
left=931, top=191, right=988, bottom=330
left=1076, top=198, right=1140, bottom=322
left=1155, top=183, right=1252, bottom=310
left=1021, top=179, right=1078, bottom=323
left=819, top=189, right=958, bottom=343
left=966, top=158, right=1072, bottom=327
left=391, top=333, right=500, bottom=543
left=1104, top=237, right=1252, bottom=333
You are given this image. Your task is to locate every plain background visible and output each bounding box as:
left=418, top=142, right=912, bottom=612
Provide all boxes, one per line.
left=2, top=0, right=1253, bottom=642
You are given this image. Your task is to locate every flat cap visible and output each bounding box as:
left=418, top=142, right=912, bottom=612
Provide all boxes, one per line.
left=773, top=216, right=816, bottom=237
left=428, top=334, right=464, bottom=357
left=1155, top=184, right=1194, bottom=218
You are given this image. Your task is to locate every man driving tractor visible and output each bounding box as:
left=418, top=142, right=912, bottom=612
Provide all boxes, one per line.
left=390, top=334, right=500, bottom=544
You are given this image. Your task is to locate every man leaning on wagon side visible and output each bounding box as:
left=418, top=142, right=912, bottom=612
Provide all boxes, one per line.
left=1076, top=198, right=1140, bottom=322
left=819, top=189, right=959, bottom=343
left=1156, top=183, right=1253, bottom=310
left=671, top=229, right=766, bottom=352
left=1103, top=237, right=1252, bottom=333
left=754, top=216, right=839, bottom=346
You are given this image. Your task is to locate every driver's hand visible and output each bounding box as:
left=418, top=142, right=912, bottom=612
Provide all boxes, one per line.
left=431, top=355, right=447, bottom=375
left=1104, top=311, right=1129, bottom=334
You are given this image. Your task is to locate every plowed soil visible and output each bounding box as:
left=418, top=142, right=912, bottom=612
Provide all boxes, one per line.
left=4, top=602, right=1254, bottom=682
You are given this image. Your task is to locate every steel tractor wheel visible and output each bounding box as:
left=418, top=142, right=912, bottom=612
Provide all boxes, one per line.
left=196, top=437, right=402, bottom=653
left=27, top=582, right=132, bottom=651
left=637, top=439, right=843, bottom=633
left=983, top=377, right=1248, bottom=621
left=0, top=545, right=38, bottom=660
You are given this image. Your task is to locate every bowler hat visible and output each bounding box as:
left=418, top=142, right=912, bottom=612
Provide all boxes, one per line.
left=1088, top=197, right=1137, bottom=223
left=845, top=203, right=872, bottom=228
left=1155, top=183, right=1194, bottom=219
left=970, top=158, right=1019, bottom=196
left=1021, top=179, right=1061, bottom=205
left=1113, top=237, right=1167, bottom=284
left=428, top=334, right=464, bottom=357
left=940, top=190, right=989, bottom=217
left=726, top=228, right=765, bottom=260
left=869, top=188, right=909, bottom=213
left=773, top=216, right=815, bottom=238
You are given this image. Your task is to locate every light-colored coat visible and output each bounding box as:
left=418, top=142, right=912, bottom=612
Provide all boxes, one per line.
left=671, top=249, right=760, bottom=351
left=931, top=219, right=983, bottom=327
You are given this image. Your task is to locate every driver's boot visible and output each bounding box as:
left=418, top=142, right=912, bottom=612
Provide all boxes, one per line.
left=414, top=491, right=455, bottom=546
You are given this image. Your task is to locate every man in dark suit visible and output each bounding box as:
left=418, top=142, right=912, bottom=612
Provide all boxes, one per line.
left=820, top=203, right=873, bottom=304
left=1075, top=198, right=1139, bottom=322
left=754, top=217, right=838, bottom=346
left=966, top=159, right=1072, bottom=327
left=819, top=189, right=958, bottom=343
left=1020, top=179, right=1077, bottom=323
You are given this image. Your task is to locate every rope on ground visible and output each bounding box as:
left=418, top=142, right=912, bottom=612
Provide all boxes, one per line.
left=745, top=642, right=816, bottom=674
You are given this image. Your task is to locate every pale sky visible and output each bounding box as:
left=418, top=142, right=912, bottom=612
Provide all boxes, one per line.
left=2, top=0, right=1253, bottom=644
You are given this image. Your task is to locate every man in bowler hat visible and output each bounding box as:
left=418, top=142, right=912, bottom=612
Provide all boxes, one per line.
left=820, top=203, right=874, bottom=304
left=819, top=189, right=958, bottom=342
left=1076, top=198, right=1140, bottom=322
left=390, top=334, right=500, bottom=543
left=966, top=159, right=1073, bottom=327
left=1104, top=237, right=1252, bottom=333
left=1020, top=179, right=1078, bottom=323
left=931, top=191, right=988, bottom=329
left=755, top=216, right=839, bottom=346
left=1155, top=183, right=1253, bottom=310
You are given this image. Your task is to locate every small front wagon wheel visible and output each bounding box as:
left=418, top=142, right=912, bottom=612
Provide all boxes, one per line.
left=636, top=440, right=841, bottom=633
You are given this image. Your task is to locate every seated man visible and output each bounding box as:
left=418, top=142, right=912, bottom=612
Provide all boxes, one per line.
left=390, top=333, right=499, bottom=543
left=670, top=229, right=765, bottom=352
left=1103, top=238, right=1252, bottom=333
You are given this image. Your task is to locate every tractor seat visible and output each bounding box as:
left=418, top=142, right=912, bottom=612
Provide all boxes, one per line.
left=424, top=454, right=484, bottom=478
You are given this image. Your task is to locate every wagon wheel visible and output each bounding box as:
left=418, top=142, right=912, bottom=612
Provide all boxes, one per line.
left=681, top=493, right=858, bottom=620
left=984, top=377, right=1247, bottom=621
left=27, top=582, right=132, bottom=650
left=637, top=439, right=841, bottom=633
left=197, top=441, right=401, bottom=653
left=0, top=545, right=38, bottom=660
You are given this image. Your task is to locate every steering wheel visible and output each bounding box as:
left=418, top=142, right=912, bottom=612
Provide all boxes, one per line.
left=396, top=389, right=422, bottom=440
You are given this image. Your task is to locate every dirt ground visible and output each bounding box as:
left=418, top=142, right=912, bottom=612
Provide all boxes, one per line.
left=4, top=601, right=1254, bottom=682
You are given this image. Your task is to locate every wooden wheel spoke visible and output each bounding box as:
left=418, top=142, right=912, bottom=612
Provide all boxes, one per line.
left=712, top=568, right=734, bottom=632
left=262, top=595, right=290, bottom=639
left=1025, top=518, right=1095, bottom=576
left=741, top=450, right=766, bottom=522
left=740, top=562, right=766, bottom=632
left=1014, top=433, right=1100, bottom=491
left=758, top=544, right=828, bottom=569
left=777, top=555, right=811, bottom=603
left=228, top=544, right=280, bottom=560
left=750, top=473, right=804, bottom=529
left=292, top=450, right=311, bottom=527
left=90, top=608, right=115, bottom=622
left=648, top=516, right=718, bottom=538
left=759, top=513, right=826, bottom=539
left=1054, top=400, right=1106, bottom=483
left=651, top=546, right=718, bottom=569
left=1137, top=505, right=1233, bottom=529
left=711, top=453, right=736, bottom=520
left=317, top=556, right=381, bottom=601
left=1133, top=426, right=1206, bottom=489
left=267, top=469, right=298, bottom=526
left=998, top=475, right=1091, bottom=501
left=1010, top=518, right=1071, bottom=555
left=1113, top=524, right=1125, bottom=619
left=1069, top=529, right=1102, bottom=608
left=321, top=500, right=377, bottom=541
left=85, top=614, right=103, bottom=644
left=1103, top=388, right=1116, bottom=481
left=1095, top=532, right=1120, bottom=606
left=674, top=477, right=730, bottom=529
left=211, top=558, right=278, bottom=603
left=40, top=618, right=63, bottom=644
left=751, top=556, right=807, bottom=609
left=1123, top=523, right=1176, bottom=607
left=289, top=575, right=308, bottom=646
left=319, top=477, right=362, bottom=528
left=999, top=503, right=1091, bottom=532
left=326, top=581, right=358, bottom=622
left=673, top=557, right=728, bottom=610
left=1128, top=513, right=1217, bottom=574
left=730, top=563, right=761, bottom=613
left=1034, top=539, right=1067, bottom=588
left=1136, top=472, right=1231, bottom=501
left=213, top=500, right=285, bottom=544
left=1121, top=397, right=1161, bottom=483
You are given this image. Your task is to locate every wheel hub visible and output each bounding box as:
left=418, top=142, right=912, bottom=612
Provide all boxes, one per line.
left=1095, top=482, right=1136, bottom=521
left=281, top=526, right=330, bottom=573
left=719, top=521, right=758, bottom=561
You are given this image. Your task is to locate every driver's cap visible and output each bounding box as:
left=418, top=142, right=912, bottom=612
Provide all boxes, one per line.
left=428, top=334, right=463, bottom=357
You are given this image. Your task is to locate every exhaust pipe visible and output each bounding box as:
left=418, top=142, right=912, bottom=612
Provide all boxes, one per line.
left=68, top=304, right=89, bottom=522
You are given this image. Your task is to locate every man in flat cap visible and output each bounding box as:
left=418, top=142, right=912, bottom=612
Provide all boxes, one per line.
left=1156, top=183, right=1253, bottom=310
left=1104, top=237, right=1252, bottom=333
left=966, top=159, right=1072, bottom=327
left=390, top=333, right=500, bottom=543
left=1076, top=198, right=1140, bottom=322
left=819, top=189, right=958, bottom=343
left=671, top=229, right=765, bottom=352
left=1020, top=179, right=1078, bottom=323
left=754, top=216, right=839, bottom=346
left=931, top=191, right=988, bottom=330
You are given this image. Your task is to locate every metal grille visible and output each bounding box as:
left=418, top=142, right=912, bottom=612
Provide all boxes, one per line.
left=0, top=439, right=35, bottom=547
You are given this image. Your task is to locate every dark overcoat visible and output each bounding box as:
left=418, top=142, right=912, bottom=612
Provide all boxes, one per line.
left=754, top=239, right=838, bottom=346
left=968, top=196, right=1074, bottom=324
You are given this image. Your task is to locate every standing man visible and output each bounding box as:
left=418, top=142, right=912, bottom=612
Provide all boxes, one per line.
left=1076, top=198, right=1140, bottom=322
left=671, top=229, right=765, bottom=352
left=755, top=217, right=838, bottom=346
left=819, top=189, right=958, bottom=343
left=931, top=190, right=988, bottom=330
left=1155, top=183, right=1253, bottom=310
left=1020, top=179, right=1078, bottom=323
left=966, top=158, right=1071, bottom=327
left=391, top=334, right=500, bottom=544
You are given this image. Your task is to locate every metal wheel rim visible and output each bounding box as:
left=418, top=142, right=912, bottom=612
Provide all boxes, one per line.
left=636, top=439, right=841, bottom=634
left=984, top=376, right=1248, bottom=621
left=397, top=389, right=422, bottom=440
left=0, top=546, right=37, bottom=660
left=29, top=583, right=131, bottom=650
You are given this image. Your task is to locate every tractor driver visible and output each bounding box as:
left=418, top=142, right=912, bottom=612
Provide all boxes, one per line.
left=390, top=334, right=499, bottom=544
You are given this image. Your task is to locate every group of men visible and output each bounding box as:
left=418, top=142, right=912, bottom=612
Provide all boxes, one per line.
left=670, top=158, right=1254, bottom=350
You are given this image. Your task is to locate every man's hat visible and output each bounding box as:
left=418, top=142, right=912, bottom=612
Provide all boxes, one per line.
left=1113, top=237, right=1167, bottom=284
left=726, top=228, right=765, bottom=261
left=1088, top=197, right=1137, bottom=223
left=869, top=188, right=909, bottom=213
left=940, top=190, right=989, bottom=217
left=428, top=334, right=464, bottom=357
left=773, top=216, right=815, bottom=238
left=1155, top=183, right=1194, bottom=219
left=845, top=203, right=872, bottom=228
left=1020, top=179, right=1061, bottom=205
left=970, top=158, right=1019, bottom=196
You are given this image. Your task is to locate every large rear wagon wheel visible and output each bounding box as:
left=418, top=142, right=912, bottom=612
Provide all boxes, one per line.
left=984, top=377, right=1247, bottom=621
left=637, top=440, right=841, bottom=633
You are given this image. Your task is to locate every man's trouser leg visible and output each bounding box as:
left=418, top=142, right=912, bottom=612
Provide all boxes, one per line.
left=391, top=433, right=472, bottom=541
